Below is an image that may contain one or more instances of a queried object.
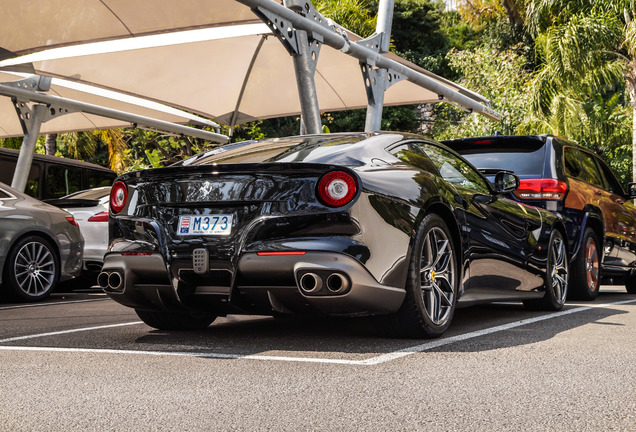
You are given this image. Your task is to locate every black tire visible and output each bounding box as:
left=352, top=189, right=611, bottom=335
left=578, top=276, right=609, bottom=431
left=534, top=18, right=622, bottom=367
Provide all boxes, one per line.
left=568, top=228, right=600, bottom=300
left=626, top=276, right=636, bottom=294
left=135, top=309, right=217, bottom=330
left=3, top=235, right=59, bottom=302
left=524, top=230, right=569, bottom=311
left=385, top=213, right=458, bottom=338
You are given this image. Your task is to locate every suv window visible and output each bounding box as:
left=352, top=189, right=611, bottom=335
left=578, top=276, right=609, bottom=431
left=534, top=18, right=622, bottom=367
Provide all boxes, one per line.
left=595, top=156, right=625, bottom=196
left=579, top=151, right=604, bottom=187
left=444, top=138, right=545, bottom=177
left=563, top=147, right=584, bottom=180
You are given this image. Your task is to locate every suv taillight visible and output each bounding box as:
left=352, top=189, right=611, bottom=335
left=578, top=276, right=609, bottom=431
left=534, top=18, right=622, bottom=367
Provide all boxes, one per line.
left=515, top=179, right=567, bottom=200
left=110, top=181, right=128, bottom=213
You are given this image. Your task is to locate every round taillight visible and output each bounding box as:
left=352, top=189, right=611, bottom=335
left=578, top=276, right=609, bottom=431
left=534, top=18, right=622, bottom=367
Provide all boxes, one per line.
left=110, top=181, right=128, bottom=213
left=317, top=171, right=358, bottom=207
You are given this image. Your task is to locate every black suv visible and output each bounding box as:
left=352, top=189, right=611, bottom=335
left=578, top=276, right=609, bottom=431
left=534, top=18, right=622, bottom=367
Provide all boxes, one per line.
left=443, top=135, right=636, bottom=299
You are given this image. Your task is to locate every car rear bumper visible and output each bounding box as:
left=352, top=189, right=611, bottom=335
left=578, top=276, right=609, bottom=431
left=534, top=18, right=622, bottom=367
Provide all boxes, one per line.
left=100, top=249, right=405, bottom=317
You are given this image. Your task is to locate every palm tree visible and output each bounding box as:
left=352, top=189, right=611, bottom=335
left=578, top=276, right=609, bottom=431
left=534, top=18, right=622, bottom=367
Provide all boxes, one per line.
left=60, top=129, right=128, bottom=174
left=526, top=0, right=636, bottom=180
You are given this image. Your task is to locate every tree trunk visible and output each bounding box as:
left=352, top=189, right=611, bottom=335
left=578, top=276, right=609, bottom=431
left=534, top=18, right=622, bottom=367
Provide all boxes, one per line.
left=501, top=0, right=523, bottom=29
left=45, top=134, right=57, bottom=156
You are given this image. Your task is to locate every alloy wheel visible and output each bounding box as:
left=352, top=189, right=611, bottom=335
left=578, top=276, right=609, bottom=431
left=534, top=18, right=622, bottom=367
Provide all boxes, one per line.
left=420, top=226, right=456, bottom=326
left=584, top=236, right=599, bottom=291
left=13, top=241, right=56, bottom=297
left=550, top=234, right=569, bottom=305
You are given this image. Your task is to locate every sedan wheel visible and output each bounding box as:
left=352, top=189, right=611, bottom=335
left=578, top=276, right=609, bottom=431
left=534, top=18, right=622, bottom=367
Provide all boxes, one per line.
left=4, top=236, right=59, bottom=301
left=389, top=213, right=458, bottom=338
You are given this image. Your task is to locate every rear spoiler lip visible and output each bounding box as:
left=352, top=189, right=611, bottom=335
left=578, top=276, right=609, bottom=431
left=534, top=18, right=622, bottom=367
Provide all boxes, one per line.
left=42, top=198, right=100, bottom=208
left=115, top=163, right=359, bottom=184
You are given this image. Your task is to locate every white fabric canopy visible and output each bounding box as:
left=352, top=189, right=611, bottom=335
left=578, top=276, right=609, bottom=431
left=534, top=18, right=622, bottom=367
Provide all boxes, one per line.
left=0, top=0, right=259, bottom=56
left=0, top=0, right=492, bottom=133
left=0, top=72, right=219, bottom=138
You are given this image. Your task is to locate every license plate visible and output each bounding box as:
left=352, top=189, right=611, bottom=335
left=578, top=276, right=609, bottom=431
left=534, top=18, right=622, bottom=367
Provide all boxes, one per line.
left=178, top=214, right=233, bottom=236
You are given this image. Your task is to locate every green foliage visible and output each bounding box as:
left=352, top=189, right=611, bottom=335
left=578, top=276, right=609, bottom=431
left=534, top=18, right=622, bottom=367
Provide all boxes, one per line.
left=315, top=0, right=377, bottom=37
left=227, top=116, right=300, bottom=142
left=525, top=0, right=634, bottom=181
left=390, top=0, right=447, bottom=53
left=433, top=45, right=532, bottom=139
left=0, top=137, right=26, bottom=150
left=388, top=0, right=455, bottom=76
left=440, top=11, right=480, bottom=51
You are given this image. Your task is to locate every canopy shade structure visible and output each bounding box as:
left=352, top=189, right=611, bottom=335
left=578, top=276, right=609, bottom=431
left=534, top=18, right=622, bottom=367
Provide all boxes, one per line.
left=0, top=0, right=260, bottom=56
left=0, top=72, right=224, bottom=138
left=0, top=0, right=498, bottom=131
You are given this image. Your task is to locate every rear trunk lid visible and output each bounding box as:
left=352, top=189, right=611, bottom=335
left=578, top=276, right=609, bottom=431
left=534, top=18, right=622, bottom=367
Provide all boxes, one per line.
left=112, top=163, right=358, bottom=261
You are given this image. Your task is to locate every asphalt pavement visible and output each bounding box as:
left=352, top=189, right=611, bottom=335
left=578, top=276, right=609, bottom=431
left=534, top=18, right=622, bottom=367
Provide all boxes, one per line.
left=0, top=286, right=634, bottom=431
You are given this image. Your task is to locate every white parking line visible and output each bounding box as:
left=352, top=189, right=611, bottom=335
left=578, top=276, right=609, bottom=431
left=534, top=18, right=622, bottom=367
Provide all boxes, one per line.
left=0, top=321, right=143, bottom=343
left=0, top=299, right=634, bottom=365
left=0, top=297, right=108, bottom=310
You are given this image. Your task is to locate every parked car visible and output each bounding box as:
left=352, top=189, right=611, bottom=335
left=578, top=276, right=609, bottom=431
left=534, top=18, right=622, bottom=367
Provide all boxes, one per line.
left=99, top=132, right=569, bottom=338
left=44, top=186, right=110, bottom=289
left=0, top=181, right=83, bottom=301
left=443, top=134, right=636, bottom=299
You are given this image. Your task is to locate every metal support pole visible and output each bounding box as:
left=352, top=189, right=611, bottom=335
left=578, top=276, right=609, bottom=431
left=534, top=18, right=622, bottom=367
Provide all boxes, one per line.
left=284, top=0, right=323, bottom=134
left=12, top=104, right=46, bottom=192
left=239, top=0, right=501, bottom=121
left=364, top=0, right=395, bottom=132
left=364, top=67, right=388, bottom=132
left=376, top=0, right=395, bottom=53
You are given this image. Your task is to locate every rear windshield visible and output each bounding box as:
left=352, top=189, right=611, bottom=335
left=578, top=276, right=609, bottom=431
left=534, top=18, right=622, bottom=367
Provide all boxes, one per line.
left=176, top=135, right=366, bottom=166
left=444, top=138, right=546, bottom=177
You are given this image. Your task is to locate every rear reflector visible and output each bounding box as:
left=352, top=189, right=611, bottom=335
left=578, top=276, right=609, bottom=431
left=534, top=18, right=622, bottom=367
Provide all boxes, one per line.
left=515, top=179, right=567, bottom=200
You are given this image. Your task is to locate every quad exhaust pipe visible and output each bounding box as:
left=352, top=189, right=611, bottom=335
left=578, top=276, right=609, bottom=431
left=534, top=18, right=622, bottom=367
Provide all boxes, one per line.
left=299, top=273, right=322, bottom=293
left=298, top=271, right=350, bottom=295
left=326, top=273, right=349, bottom=293
left=98, top=271, right=124, bottom=291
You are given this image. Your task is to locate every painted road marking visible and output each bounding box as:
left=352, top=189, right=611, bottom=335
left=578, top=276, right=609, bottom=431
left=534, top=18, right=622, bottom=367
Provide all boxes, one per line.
left=0, top=299, right=634, bottom=365
left=0, top=321, right=143, bottom=343
left=0, top=297, right=108, bottom=310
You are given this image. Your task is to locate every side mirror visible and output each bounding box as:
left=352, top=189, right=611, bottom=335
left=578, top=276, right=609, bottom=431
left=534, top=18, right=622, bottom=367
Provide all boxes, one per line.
left=494, top=171, right=520, bottom=194
left=627, top=182, right=636, bottom=199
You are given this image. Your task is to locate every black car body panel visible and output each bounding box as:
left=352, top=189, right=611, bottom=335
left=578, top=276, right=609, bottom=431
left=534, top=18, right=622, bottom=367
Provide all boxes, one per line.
left=102, top=132, right=564, bottom=326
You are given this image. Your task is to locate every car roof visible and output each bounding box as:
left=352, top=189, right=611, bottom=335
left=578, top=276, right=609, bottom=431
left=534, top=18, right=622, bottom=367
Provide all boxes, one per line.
left=172, top=132, right=421, bottom=167
left=442, top=135, right=548, bottom=146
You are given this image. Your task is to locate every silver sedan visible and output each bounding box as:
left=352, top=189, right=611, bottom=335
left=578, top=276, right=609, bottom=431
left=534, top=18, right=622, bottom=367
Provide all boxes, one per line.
left=0, top=181, right=84, bottom=301
left=44, top=186, right=110, bottom=289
